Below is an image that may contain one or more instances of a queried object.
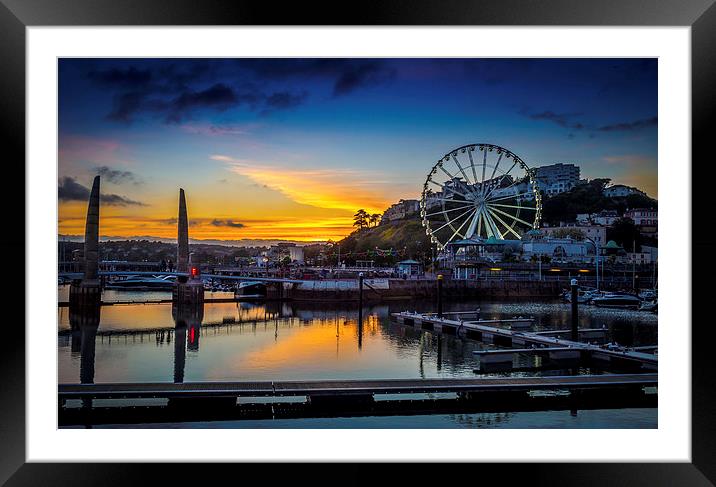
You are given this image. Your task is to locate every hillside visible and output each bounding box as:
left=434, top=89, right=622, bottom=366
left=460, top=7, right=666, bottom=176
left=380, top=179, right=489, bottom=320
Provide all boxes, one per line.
left=337, top=215, right=431, bottom=265
left=541, top=179, right=657, bottom=226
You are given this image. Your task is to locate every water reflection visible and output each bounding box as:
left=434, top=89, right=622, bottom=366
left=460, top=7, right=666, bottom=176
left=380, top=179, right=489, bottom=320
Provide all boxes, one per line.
left=172, top=301, right=204, bottom=383
left=58, top=298, right=657, bottom=385
left=68, top=302, right=101, bottom=385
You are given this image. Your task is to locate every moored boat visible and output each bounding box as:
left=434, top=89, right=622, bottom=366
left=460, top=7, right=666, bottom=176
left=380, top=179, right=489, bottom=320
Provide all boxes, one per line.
left=591, top=292, right=641, bottom=309
left=235, top=281, right=267, bottom=298
left=105, top=275, right=177, bottom=290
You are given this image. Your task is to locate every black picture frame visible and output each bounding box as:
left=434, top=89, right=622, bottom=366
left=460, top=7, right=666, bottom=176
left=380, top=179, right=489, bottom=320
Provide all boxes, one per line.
left=2, top=0, right=714, bottom=484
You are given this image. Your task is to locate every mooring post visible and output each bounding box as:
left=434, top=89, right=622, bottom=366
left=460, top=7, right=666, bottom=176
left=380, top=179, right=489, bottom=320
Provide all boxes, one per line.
left=570, top=278, right=579, bottom=342
left=358, top=272, right=364, bottom=308
left=358, top=272, right=364, bottom=349
left=437, top=274, right=443, bottom=318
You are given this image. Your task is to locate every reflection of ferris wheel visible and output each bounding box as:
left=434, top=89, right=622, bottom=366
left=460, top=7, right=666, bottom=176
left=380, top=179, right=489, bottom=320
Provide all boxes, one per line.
left=420, top=143, right=541, bottom=249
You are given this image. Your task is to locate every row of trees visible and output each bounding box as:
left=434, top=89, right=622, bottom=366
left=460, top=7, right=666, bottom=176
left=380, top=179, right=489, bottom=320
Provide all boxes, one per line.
left=353, top=209, right=382, bottom=229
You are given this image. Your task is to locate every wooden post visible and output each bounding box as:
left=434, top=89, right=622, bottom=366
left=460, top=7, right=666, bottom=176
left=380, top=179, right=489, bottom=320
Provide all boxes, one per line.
left=437, top=274, right=444, bottom=318
left=358, top=272, right=364, bottom=349
left=570, top=278, right=579, bottom=342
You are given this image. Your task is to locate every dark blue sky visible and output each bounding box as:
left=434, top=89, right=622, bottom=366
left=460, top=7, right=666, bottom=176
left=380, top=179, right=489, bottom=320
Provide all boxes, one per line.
left=58, top=58, right=657, bottom=241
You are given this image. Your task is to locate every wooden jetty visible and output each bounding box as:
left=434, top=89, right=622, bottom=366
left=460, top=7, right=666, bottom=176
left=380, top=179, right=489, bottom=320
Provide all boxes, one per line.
left=392, top=311, right=658, bottom=370
left=59, top=374, right=656, bottom=400
left=58, top=374, right=657, bottom=426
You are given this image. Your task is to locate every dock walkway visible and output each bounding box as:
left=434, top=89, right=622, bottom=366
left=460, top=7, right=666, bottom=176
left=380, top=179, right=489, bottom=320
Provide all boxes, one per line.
left=59, top=374, right=657, bottom=400
left=392, top=312, right=658, bottom=369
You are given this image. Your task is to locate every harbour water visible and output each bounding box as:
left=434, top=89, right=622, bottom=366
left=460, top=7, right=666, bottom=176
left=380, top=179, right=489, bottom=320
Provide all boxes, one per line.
left=58, top=286, right=657, bottom=428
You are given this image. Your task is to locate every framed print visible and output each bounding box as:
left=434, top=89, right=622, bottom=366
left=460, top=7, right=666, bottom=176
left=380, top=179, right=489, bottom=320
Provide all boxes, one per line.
left=3, top=0, right=715, bottom=484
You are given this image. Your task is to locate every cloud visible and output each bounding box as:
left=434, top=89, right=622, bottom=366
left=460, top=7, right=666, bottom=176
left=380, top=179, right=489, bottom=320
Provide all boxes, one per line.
left=524, top=110, right=585, bottom=130
left=523, top=109, right=657, bottom=135
left=180, top=123, right=254, bottom=136
left=96, top=166, right=141, bottom=185
left=168, top=83, right=241, bottom=119
left=332, top=62, right=394, bottom=96
left=107, top=91, right=153, bottom=123
left=210, top=219, right=246, bottom=228
left=597, top=116, right=657, bottom=132
left=211, top=154, right=392, bottom=213
left=239, top=59, right=395, bottom=96
left=58, top=176, right=91, bottom=201
left=58, top=177, right=146, bottom=206
left=86, top=59, right=392, bottom=124
left=105, top=83, right=306, bottom=124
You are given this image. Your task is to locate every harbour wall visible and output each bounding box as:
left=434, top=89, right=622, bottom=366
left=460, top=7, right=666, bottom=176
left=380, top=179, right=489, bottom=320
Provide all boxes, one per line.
left=281, top=278, right=561, bottom=302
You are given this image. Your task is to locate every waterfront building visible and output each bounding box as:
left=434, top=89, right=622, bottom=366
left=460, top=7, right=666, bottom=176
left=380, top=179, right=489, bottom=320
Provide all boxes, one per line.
left=603, top=184, right=647, bottom=198
left=288, top=246, right=305, bottom=263
left=624, top=208, right=658, bottom=227
left=381, top=199, right=420, bottom=223
left=601, top=240, right=626, bottom=262
left=591, top=210, right=621, bottom=226
left=541, top=224, right=607, bottom=245
left=268, top=242, right=305, bottom=263
left=396, top=259, right=423, bottom=277
left=521, top=237, right=595, bottom=264
left=444, top=237, right=522, bottom=279
left=534, top=163, right=580, bottom=196
left=642, top=245, right=658, bottom=260
left=625, top=252, right=653, bottom=265
left=576, top=213, right=591, bottom=224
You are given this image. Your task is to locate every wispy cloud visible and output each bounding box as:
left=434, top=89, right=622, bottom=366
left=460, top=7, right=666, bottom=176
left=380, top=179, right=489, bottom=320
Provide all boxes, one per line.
left=524, top=110, right=585, bottom=130
left=210, top=219, right=245, bottom=228
left=522, top=110, right=657, bottom=136
left=180, top=123, right=257, bottom=136
left=96, top=166, right=141, bottom=185
left=211, top=155, right=391, bottom=213
left=58, top=176, right=146, bottom=206
left=597, top=116, right=657, bottom=132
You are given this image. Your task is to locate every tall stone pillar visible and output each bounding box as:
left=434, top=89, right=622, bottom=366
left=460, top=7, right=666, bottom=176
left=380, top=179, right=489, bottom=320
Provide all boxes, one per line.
left=177, top=188, right=189, bottom=273
left=173, top=187, right=204, bottom=313
left=83, top=175, right=100, bottom=281
left=69, top=175, right=102, bottom=309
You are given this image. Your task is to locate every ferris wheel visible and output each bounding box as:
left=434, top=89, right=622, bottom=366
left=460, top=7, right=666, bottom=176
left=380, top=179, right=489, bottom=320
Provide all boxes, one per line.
left=420, top=143, right=541, bottom=249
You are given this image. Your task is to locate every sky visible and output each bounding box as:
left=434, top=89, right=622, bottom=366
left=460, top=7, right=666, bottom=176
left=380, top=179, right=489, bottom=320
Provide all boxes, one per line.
left=58, top=58, right=658, bottom=243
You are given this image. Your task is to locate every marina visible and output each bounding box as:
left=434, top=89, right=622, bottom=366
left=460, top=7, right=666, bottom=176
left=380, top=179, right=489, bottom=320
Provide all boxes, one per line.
left=54, top=58, right=660, bottom=431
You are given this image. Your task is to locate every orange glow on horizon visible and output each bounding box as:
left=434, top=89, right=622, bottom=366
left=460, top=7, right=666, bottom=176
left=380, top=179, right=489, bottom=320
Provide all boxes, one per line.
left=57, top=154, right=407, bottom=242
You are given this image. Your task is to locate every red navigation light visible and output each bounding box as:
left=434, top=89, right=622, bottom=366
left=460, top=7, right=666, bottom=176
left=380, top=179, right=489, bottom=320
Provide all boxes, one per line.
left=191, top=266, right=199, bottom=278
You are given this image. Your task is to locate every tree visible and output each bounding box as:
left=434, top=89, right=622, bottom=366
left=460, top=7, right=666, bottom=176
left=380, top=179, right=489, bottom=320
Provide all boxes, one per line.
left=369, top=213, right=382, bottom=227
left=353, top=209, right=369, bottom=229
left=607, top=217, right=643, bottom=251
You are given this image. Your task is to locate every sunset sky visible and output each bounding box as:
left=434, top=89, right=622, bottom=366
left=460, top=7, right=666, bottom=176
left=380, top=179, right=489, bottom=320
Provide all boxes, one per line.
left=58, top=58, right=657, bottom=243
